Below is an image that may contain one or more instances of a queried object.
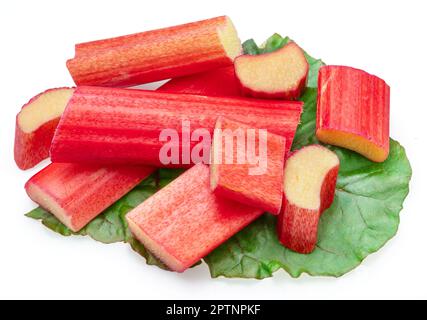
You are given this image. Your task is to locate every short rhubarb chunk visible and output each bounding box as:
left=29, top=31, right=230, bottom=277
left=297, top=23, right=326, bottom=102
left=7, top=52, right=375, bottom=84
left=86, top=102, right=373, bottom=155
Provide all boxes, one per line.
left=234, top=42, right=308, bottom=100
left=25, top=163, right=155, bottom=232
left=278, top=145, right=339, bottom=254
left=158, top=66, right=240, bottom=97
left=14, top=88, right=74, bottom=170
left=51, top=87, right=302, bottom=167
left=67, top=16, right=241, bottom=87
left=210, top=117, right=286, bottom=215
left=126, top=163, right=263, bottom=272
left=316, top=66, right=390, bottom=162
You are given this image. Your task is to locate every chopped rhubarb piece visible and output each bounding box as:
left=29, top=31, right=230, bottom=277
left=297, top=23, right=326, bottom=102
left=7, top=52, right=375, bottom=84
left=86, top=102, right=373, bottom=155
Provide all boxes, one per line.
left=25, top=163, right=155, bottom=232
left=126, top=163, right=263, bottom=272
left=277, top=145, right=339, bottom=254
left=14, top=88, right=74, bottom=170
left=234, top=42, right=308, bottom=100
left=316, top=66, right=390, bottom=162
left=158, top=66, right=240, bottom=97
left=210, top=117, right=286, bottom=214
left=50, top=87, right=302, bottom=167
left=67, top=16, right=241, bottom=87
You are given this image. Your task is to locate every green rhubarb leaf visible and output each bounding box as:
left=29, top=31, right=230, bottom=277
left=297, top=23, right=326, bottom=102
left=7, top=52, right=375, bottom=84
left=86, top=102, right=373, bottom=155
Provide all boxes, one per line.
left=241, top=39, right=260, bottom=55
left=291, top=88, right=319, bottom=149
left=157, top=168, right=185, bottom=188
left=262, top=33, right=287, bottom=53
left=204, top=87, right=412, bottom=279
left=242, top=34, right=325, bottom=87
left=305, top=55, right=325, bottom=88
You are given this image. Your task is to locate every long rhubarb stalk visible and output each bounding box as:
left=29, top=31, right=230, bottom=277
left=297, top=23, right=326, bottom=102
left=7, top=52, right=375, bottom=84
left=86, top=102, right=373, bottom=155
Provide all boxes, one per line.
left=126, top=163, right=263, bottom=272
left=14, top=88, right=74, bottom=170
left=25, top=163, right=155, bottom=232
left=67, top=16, right=242, bottom=87
left=50, top=86, right=302, bottom=167
left=316, top=66, right=390, bottom=162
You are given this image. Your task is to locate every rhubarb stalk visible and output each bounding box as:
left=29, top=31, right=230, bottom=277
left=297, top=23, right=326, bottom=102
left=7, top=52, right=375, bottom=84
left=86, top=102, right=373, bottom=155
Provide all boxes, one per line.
left=50, top=87, right=302, bottom=167
left=67, top=16, right=242, bottom=87
left=316, top=66, right=390, bottom=162
left=126, top=163, right=264, bottom=272
left=25, top=163, right=155, bottom=232
left=14, top=88, right=74, bottom=170
left=277, top=145, right=339, bottom=254
left=210, top=117, right=286, bottom=214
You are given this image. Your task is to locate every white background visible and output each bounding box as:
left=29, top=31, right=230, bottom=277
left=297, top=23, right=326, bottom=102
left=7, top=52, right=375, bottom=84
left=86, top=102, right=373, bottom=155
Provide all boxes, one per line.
left=0, top=0, right=426, bottom=300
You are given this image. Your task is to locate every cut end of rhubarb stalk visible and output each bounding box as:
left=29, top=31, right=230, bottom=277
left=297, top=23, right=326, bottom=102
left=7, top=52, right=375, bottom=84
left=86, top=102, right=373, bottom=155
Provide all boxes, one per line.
left=217, top=16, right=242, bottom=61
left=210, top=117, right=286, bottom=215
left=278, top=145, right=339, bottom=254
left=316, top=65, right=390, bottom=163
left=234, top=42, right=308, bottom=100
left=316, top=129, right=389, bottom=163
left=14, top=88, right=74, bottom=170
left=26, top=181, right=74, bottom=230
left=127, top=218, right=185, bottom=272
left=284, top=146, right=339, bottom=210
left=18, top=88, right=74, bottom=133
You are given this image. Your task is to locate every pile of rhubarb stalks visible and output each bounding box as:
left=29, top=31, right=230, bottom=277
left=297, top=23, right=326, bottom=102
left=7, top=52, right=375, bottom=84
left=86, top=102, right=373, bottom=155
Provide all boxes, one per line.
left=15, top=16, right=390, bottom=273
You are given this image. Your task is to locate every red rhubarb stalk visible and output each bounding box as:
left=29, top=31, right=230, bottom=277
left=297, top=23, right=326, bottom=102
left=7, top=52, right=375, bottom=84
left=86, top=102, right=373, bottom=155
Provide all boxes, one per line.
left=14, top=88, right=74, bottom=170
left=277, top=145, right=339, bottom=254
left=67, top=16, right=242, bottom=87
left=316, top=66, right=390, bottom=162
left=25, top=163, right=155, bottom=232
left=50, top=87, right=302, bottom=167
left=126, top=163, right=264, bottom=272
left=210, top=117, right=286, bottom=215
